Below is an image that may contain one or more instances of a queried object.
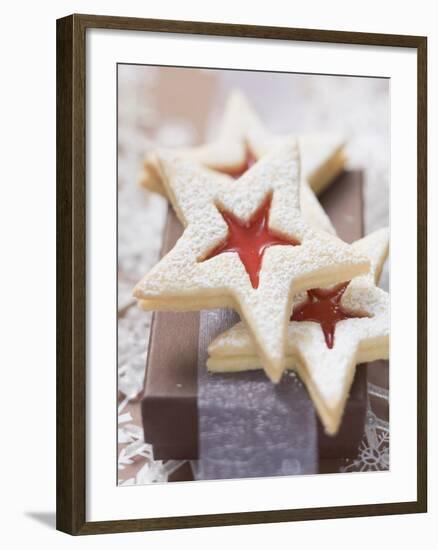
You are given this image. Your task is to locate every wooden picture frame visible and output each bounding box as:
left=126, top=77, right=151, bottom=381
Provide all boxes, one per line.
left=56, top=13, right=427, bottom=535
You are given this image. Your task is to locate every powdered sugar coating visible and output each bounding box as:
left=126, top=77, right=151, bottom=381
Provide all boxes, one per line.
left=134, top=141, right=370, bottom=382
left=208, top=228, right=389, bottom=433
left=140, top=90, right=342, bottom=234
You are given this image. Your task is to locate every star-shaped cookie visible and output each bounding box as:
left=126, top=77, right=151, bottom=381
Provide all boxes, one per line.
left=141, top=90, right=345, bottom=234
left=134, top=140, right=369, bottom=383
left=207, top=228, right=389, bottom=434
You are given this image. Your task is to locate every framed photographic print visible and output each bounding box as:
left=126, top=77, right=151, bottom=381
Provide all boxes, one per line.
left=56, top=13, right=427, bottom=535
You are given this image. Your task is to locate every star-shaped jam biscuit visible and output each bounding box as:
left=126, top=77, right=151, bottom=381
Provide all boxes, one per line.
left=134, top=140, right=370, bottom=383
left=141, top=90, right=346, bottom=235
left=207, top=228, right=389, bottom=434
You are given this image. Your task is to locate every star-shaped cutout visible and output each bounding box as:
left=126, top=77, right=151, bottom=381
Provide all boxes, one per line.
left=204, top=194, right=300, bottom=289
left=208, top=228, right=389, bottom=434
left=141, top=90, right=346, bottom=235
left=219, top=140, right=258, bottom=179
left=134, top=140, right=370, bottom=382
left=291, top=283, right=368, bottom=348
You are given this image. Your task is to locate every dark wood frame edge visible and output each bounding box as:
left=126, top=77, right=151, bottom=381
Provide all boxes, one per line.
left=56, top=13, right=427, bottom=536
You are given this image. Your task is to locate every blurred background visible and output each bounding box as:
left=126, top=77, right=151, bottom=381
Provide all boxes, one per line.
left=117, top=65, right=390, bottom=485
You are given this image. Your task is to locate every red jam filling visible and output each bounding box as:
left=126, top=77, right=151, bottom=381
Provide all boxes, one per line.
left=219, top=143, right=258, bottom=179
left=203, top=194, right=300, bottom=289
left=291, top=283, right=367, bottom=349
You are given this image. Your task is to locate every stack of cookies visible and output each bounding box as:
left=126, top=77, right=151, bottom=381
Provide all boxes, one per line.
left=134, top=91, right=389, bottom=478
